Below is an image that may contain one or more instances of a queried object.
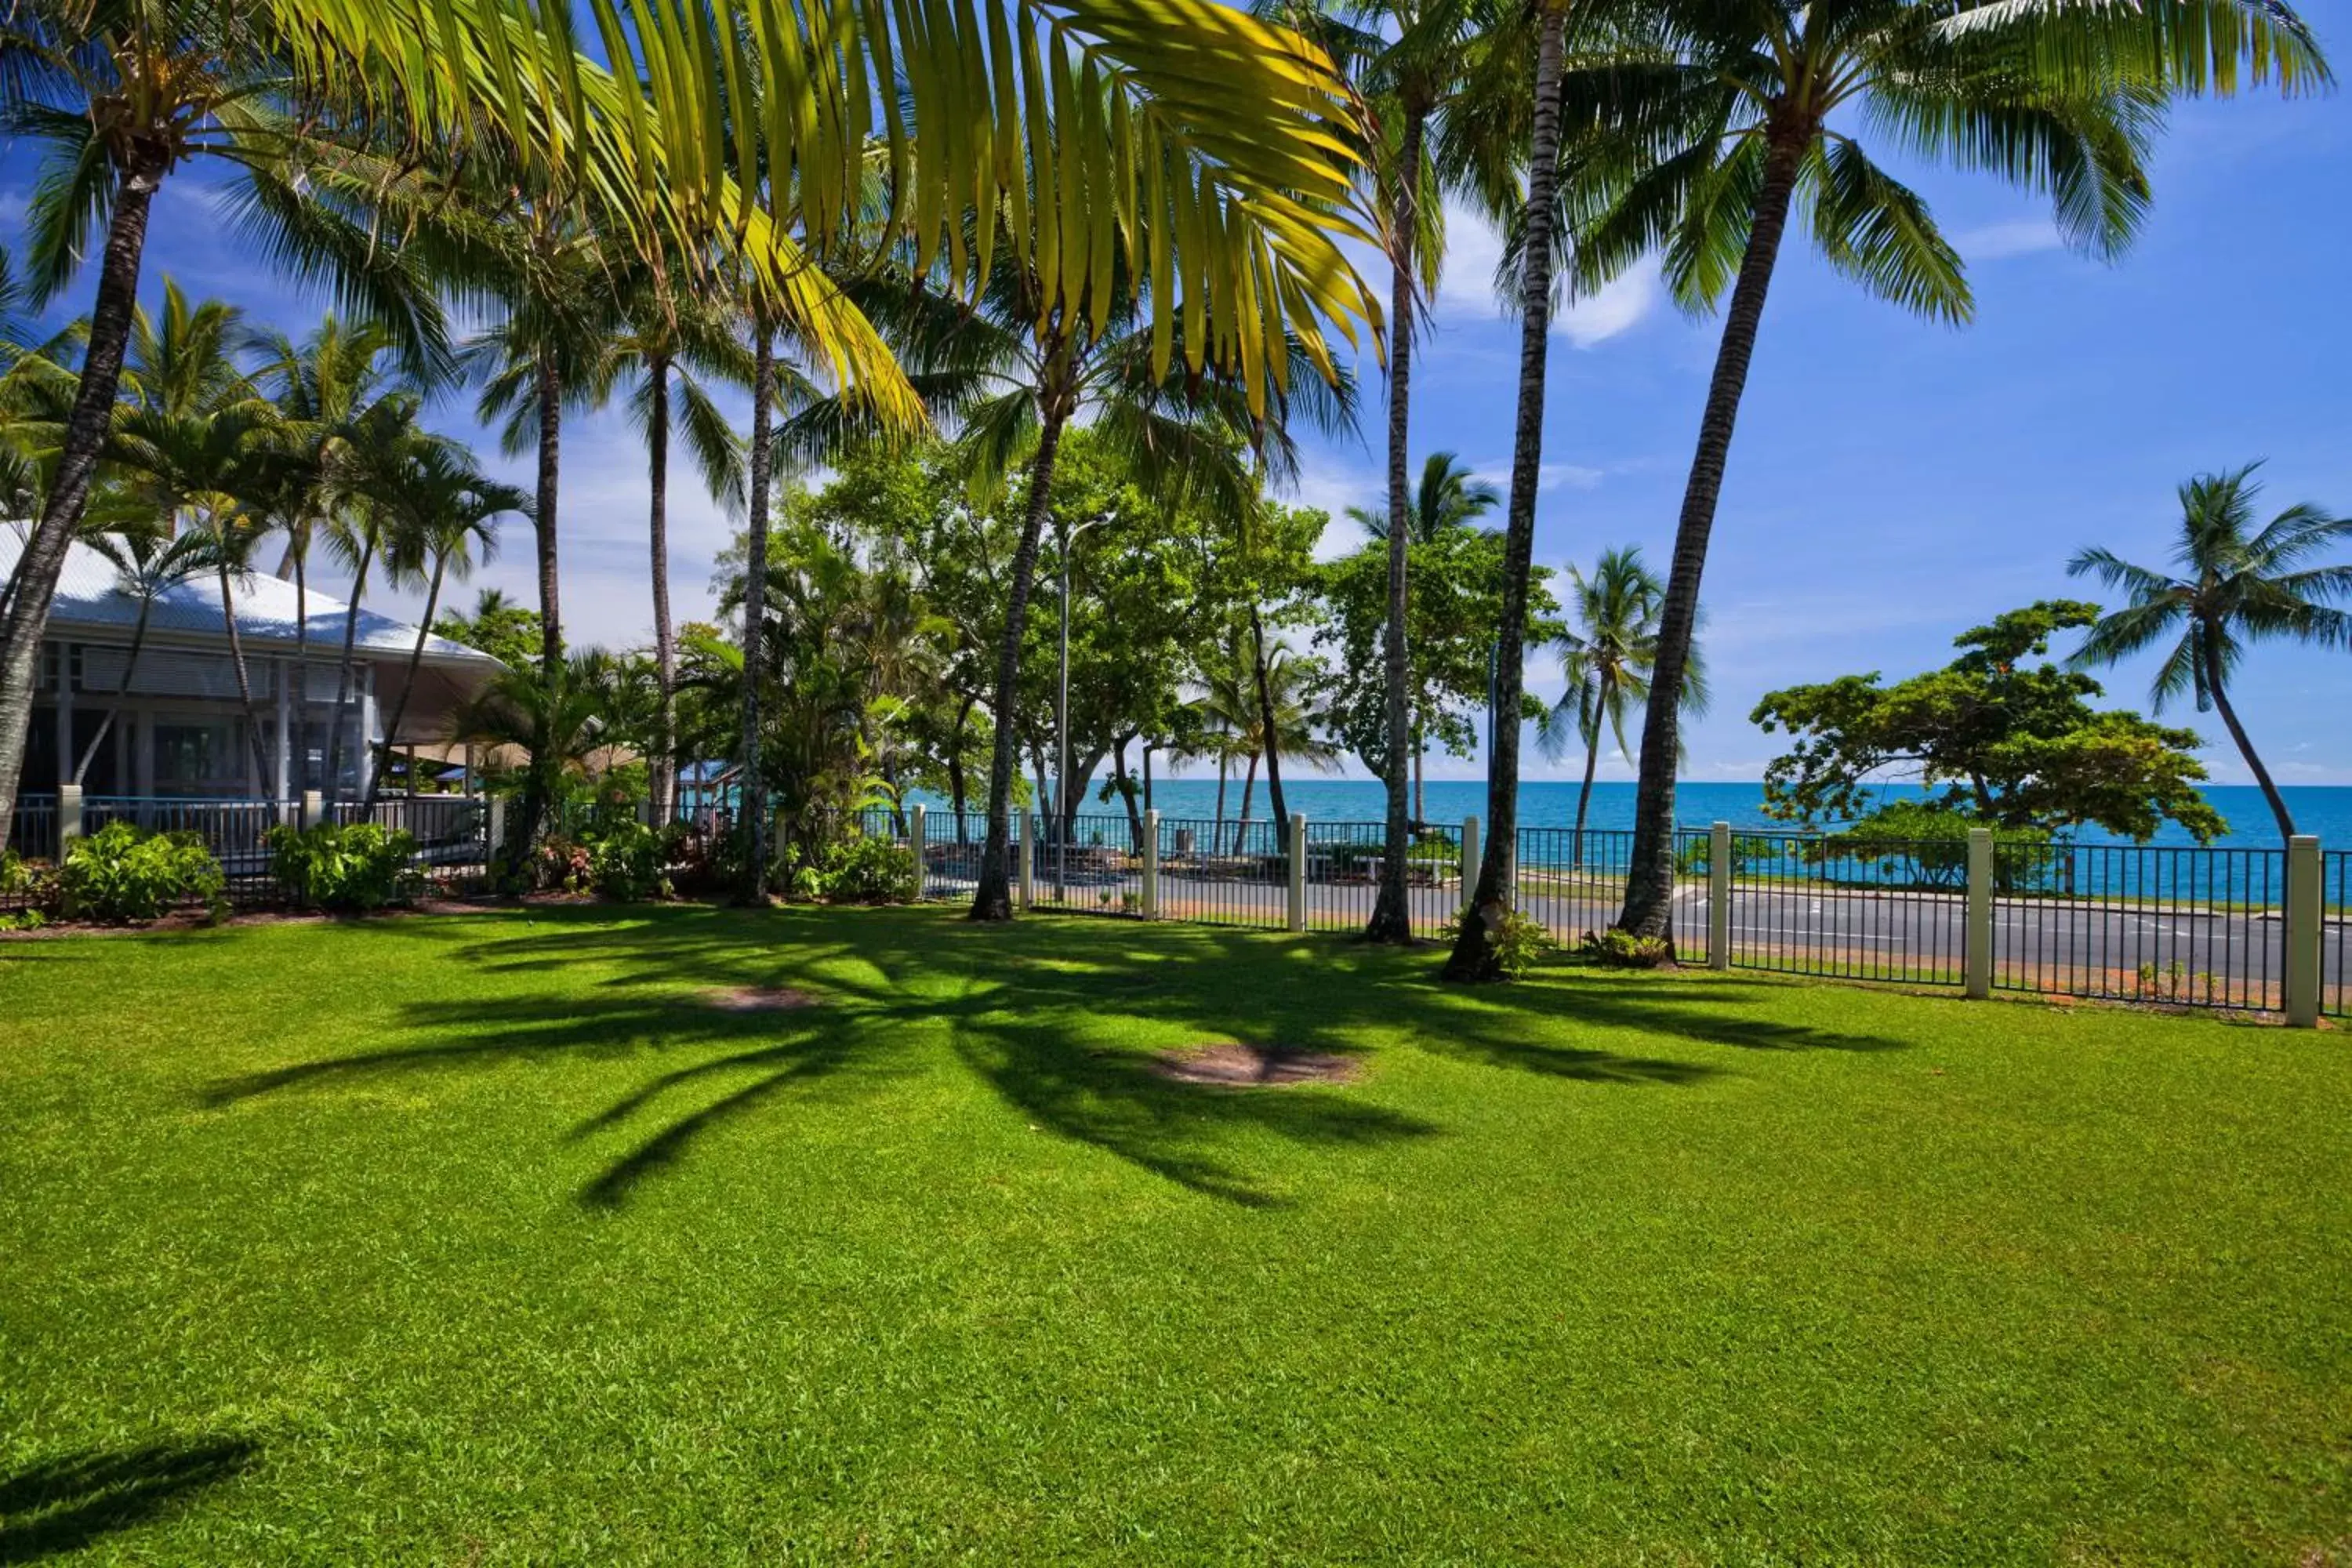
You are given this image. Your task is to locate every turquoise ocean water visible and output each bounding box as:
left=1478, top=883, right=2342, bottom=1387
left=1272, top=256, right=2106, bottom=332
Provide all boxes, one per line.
left=1066, top=779, right=2351, bottom=851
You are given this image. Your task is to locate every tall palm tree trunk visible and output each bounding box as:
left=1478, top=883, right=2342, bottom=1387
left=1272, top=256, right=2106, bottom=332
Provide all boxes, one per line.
left=74, top=602, right=158, bottom=786
left=1113, top=735, right=1143, bottom=849
left=1444, top=7, right=1566, bottom=981
left=2204, top=632, right=2295, bottom=839
left=291, top=542, right=310, bottom=798
left=1618, top=132, right=1806, bottom=941
left=368, top=554, right=448, bottom=809
left=534, top=355, right=564, bottom=675
left=1213, top=746, right=1229, bottom=855
left=216, top=557, right=274, bottom=792
left=949, top=691, right=974, bottom=840
left=1250, top=604, right=1289, bottom=839
left=1235, top=753, right=1258, bottom=857
left=324, top=543, right=374, bottom=800
left=971, top=390, right=1069, bottom=921
left=0, top=164, right=160, bottom=828
left=1368, top=107, right=1425, bottom=943
left=646, top=355, right=677, bottom=826
left=1573, top=727, right=1599, bottom=871
left=738, top=327, right=776, bottom=902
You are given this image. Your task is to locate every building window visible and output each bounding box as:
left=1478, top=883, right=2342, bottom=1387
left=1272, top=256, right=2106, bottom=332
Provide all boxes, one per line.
left=152, top=720, right=248, bottom=797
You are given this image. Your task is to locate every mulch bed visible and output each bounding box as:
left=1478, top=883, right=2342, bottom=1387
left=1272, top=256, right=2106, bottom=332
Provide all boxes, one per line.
left=1149, top=1042, right=1363, bottom=1087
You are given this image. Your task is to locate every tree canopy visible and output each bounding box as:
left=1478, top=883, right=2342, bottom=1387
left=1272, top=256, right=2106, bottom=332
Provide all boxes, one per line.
left=1751, top=601, right=2227, bottom=843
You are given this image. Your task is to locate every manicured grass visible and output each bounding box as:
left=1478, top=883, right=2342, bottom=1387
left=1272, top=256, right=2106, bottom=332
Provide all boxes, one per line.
left=3, top=905, right=2348, bottom=1564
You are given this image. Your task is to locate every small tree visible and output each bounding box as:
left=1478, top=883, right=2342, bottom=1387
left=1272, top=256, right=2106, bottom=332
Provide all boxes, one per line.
left=1751, top=601, right=2227, bottom=844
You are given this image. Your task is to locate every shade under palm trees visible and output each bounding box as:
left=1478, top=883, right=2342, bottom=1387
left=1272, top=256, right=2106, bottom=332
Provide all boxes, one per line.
left=2068, top=463, right=2351, bottom=843
left=1584, top=0, right=2331, bottom=942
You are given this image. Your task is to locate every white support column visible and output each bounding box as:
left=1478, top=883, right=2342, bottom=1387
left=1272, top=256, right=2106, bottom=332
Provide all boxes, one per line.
left=1018, top=809, right=1036, bottom=912
left=1965, top=826, right=1994, bottom=1000
left=273, top=657, right=291, bottom=800
left=301, top=789, right=325, bottom=833
left=909, top=804, right=927, bottom=901
left=356, top=684, right=379, bottom=803
left=56, top=782, right=82, bottom=858
left=1461, top=815, right=1480, bottom=897
left=1708, top=820, right=1733, bottom=971
left=53, top=642, right=72, bottom=789
left=1142, top=808, right=1160, bottom=920
left=2285, top=834, right=2322, bottom=1028
left=487, top=797, right=507, bottom=864
left=1287, top=811, right=1308, bottom=933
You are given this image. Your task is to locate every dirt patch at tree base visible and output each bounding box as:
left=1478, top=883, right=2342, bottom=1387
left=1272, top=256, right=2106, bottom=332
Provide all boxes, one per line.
left=1150, top=1043, right=1362, bottom=1087
left=700, top=986, right=823, bottom=1012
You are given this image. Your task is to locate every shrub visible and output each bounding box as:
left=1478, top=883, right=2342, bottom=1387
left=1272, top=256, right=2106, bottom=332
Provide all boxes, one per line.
left=532, top=833, right=595, bottom=894
left=2, top=849, right=60, bottom=914
left=1578, top=928, right=1675, bottom=969
left=812, top=836, right=918, bottom=904
left=1456, top=904, right=1554, bottom=979
left=267, top=822, right=423, bottom=913
left=59, top=822, right=224, bottom=924
left=583, top=822, right=670, bottom=902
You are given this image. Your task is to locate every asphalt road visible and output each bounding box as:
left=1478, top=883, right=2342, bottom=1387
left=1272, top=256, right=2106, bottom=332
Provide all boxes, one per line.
left=926, top=855, right=2345, bottom=1011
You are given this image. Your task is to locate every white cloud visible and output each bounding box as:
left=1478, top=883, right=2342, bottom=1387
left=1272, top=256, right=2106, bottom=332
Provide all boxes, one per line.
left=1279, top=451, right=1383, bottom=559
left=1472, top=461, right=1603, bottom=493
left=1555, top=268, right=1660, bottom=348
left=1956, top=218, right=2065, bottom=261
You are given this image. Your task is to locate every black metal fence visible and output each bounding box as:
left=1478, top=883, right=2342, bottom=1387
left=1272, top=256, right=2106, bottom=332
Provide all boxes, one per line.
left=2325, top=850, right=2349, bottom=1021
left=1719, top=830, right=1965, bottom=988
left=6, top=793, right=55, bottom=860
left=1991, top=843, right=2284, bottom=1012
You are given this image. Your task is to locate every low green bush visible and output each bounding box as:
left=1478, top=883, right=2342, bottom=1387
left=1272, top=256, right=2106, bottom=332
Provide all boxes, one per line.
left=1456, top=904, right=1554, bottom=979
left=811, top=835, right=918, bottom=904
left=583, top=822, right=671, bottom=902
left=267, top=822, right=422, bottom=913
left=59, top=822, right=225, bottom=924
left=0, top=851, right=57, bottom=931
left=1577, top=927, right=1675, bottom=969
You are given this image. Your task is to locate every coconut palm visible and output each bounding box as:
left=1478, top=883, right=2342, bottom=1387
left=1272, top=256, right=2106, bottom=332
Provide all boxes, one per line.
left=103, top=283, right=285, bottom=786
left=0, top=0, right=1385, bottom=832
left=68, top=526, right=220, bottom=785
left=1584, top=0, right=2330, bottom=941
left=1346, top=452, right=1501, bottom=544
left=241, top=315, right=414, bottom=793
left=1279, top=0, right=1512, bottom=944
left=599, top=268, right=750, bottom=823
left=369, top=443, right=526, bottom=805
left=2068, top=464, right=2351, bottom=843
left=1439, top=0, right=1578, bottom=981
left=448, top=654, right=611, bottom=876
left=1539, top=546, right=1707, bottom=869
left=785, top=239, right=1356, bottom=921
left=309, top=396, right=432, bottom=797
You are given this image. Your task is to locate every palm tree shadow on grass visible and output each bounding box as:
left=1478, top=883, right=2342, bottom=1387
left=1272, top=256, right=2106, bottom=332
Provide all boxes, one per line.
left=230, top=903, right=1906, bottom=1207
left=0, top=1437, right=256, bottom=1564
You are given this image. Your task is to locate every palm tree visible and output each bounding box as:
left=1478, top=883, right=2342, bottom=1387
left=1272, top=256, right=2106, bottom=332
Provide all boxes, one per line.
left=449, top=654, right=611, bottom=877
left=1539, top=546, right=1707, bottom=869
left=0, top=0, right=1385, bottom=833
left=1346, top=452, right=1500, bottom=543
left=786, top=241, right=1354, bottom=921
left=2068, top=464, right=2350, bottom=843
left=103, top=283, right=284, bottom=787
left=368, top=443, right=525, bottom=805
left=67, top=526, right=219, bottom=785
left=600, top=268, right=750, bottom=824
left=241, top=316, right=412, bottom=793
left=1440, top=0, right=1576, bottom=981
left=1283, top=0, right=1512, bottom=945
left=1589, top=0, right=2330, bottom=942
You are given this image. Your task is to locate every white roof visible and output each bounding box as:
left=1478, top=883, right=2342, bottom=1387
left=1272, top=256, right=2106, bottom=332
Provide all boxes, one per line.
left=2, top=529, right=502, bottom=673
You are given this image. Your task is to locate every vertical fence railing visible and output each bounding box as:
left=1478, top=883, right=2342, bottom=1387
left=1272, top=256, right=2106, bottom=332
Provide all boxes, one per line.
left=1151, top=815, right=1288, bottom=928
left=2325, top=851, right=2349, bottom=1020
left=1723, top=832, right=1965, bottom=986
left=1027, top=812, right=1147, bottom=916
left=912, top=807, right=989, bottom=902
left=1991, top=842, right=2282, bottom=1011
left=1515, top=826, right=1632, bottom=950
left=79, top=797, right=296, bottom=906
left=6, top=793, right=56, bottom=861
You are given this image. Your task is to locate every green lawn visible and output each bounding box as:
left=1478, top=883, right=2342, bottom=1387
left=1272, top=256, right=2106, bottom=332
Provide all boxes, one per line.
left=3, top=905, right=2348, bottom=1565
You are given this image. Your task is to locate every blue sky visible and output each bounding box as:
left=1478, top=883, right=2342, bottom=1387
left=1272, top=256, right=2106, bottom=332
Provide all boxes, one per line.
left=7, top=52, right=2349, bottom=786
